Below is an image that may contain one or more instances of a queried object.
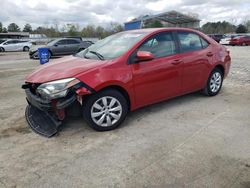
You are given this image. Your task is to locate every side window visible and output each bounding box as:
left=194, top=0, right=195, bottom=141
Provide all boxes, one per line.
left=200, top=37, right=209, bottom=48
left=178, top=32, right=203, bottom=52
left=67, top=39, right=80, bottom=44
left=138, top=32, right=177, bottom=58
left=5, top=41, right=14, bottom=45
left=17, top=41, right=28, bottom=43
left=56, top=40, right=67, bottom=45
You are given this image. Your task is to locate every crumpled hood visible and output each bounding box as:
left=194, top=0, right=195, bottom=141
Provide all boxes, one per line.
left=25, top=56, right=107, bottom=83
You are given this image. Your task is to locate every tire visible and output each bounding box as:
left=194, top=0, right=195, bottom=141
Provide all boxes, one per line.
left=48, top=51, right=52, bottom=59
left=78, top=48, right=85, bottom=52
left=82, top=89, right=128, bottom=131
left=242, top=42, right=247, bottom=46
left=202, top=68, right=223, bottom=96
left=31, top=51, right=39, bottom=59
left=23, top=46, right=30, bottom=52
left=0, top=47, right=5, bottom=52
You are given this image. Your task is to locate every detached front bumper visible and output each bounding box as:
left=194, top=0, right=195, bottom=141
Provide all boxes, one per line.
left=23, top=81, right=94, bottom=137
left=25, top=105, right=61, bottom=137
left=25, top=89, right=77, bottom=137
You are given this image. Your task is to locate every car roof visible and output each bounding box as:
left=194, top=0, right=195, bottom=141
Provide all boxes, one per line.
left=121, top=27, right=213, bottom=44
left=122, top=27, right=200, bottom=34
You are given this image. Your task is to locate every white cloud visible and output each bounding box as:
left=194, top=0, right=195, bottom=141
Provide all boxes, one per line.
left=0, top=0, right=250, bottom=30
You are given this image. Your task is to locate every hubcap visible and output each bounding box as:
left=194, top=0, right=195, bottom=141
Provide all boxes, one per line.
left=91, top=96, right=122, bottom=127
left=210, top=72, right=222, bottom=93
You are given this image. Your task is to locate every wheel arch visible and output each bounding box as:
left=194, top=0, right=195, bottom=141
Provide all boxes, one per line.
left=214, top=64, right=225, bottom=78
left=0, top=47, right=5, bottom=52
left=96, top=85, right=131, bottom=111
left=48, top=49, right=53, bottom=56
left=23, top=46, right=30, bottom=51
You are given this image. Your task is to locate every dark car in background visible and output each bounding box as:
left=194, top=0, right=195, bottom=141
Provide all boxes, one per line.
left=29, top=38, right=93, bottom=59
left=207, top=34, right=224, bottom=43
left=229, top=35, right=250, bottom=46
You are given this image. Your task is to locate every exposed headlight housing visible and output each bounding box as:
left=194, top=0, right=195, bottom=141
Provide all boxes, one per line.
left=37, top=78, right=80, bottom=100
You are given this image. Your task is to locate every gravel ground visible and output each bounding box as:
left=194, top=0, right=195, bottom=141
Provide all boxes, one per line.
left=0, top=47, right=250, bottom=188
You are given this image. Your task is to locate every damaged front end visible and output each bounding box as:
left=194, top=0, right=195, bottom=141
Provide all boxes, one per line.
left=22, top=78, right=93, bottom=137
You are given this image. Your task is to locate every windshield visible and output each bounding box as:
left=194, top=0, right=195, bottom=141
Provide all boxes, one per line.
left=46, top=39, right=56, bottom=46
left=0, top=40, right=6, bottom=44
left=76, top=32, right=148, bottom=60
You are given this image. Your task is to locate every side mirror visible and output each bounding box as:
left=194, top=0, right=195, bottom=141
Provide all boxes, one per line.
left=54, top=44, right=58, bottom=47
left=136, top=51, right=154, bottom=62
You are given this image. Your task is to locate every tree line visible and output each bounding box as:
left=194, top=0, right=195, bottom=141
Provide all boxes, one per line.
left=0, top=20, right=249, bottom=38
left=201, top=21, right=249, bottom=34
left=0, top=22, right=124, bottom=39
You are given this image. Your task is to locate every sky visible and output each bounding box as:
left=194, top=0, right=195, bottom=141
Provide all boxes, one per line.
left=1, top=0, right=250, bottom=30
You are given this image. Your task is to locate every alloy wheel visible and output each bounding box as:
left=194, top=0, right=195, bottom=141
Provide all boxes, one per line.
left=91, top=96, right=122, bottom=127
left=210, top=72, right=222, bottom=93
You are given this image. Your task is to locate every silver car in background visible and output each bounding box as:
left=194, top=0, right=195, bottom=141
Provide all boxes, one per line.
left=29, top=38, right=93, bottom=59
left=0, top=39, right=32, bottom=52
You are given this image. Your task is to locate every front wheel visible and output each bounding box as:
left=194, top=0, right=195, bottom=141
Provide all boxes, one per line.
left=202, top=68, right=223, bottom=96
left=0, top=47, right=5, bottom=52
left=83, top=89, right=128, bottom=131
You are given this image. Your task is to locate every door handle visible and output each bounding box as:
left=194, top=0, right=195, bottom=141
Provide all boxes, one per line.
left=207, top=52, right=213, bottom=57
left=171, top=59, right=182, bottom=65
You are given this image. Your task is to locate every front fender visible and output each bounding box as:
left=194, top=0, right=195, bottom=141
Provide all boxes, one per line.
left=75, top=63, right=137, bottom=110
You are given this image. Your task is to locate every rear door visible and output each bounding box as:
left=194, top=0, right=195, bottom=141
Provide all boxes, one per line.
left=16, top=40, right=27, bottom=51
left=131, top=31, right=182, bottom=108
left=66, top=39, right=81, bottom=54
left=176, top=31, right=212, bottom=94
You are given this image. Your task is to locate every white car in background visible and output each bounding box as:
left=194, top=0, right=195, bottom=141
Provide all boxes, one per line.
left=0, top=39, right=32, bottom=52
left=219, top=34, right=243, bottom=45
left=219, top=38, right=230, bottom=45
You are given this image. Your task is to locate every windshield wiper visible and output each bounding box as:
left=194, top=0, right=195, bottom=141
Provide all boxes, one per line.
left=89, top=50, right=105, bottom=60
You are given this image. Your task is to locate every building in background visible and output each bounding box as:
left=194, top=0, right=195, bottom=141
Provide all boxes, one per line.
left=124, top=10, right=200, bottom=30
left=0, top=32, right=29, bottom=39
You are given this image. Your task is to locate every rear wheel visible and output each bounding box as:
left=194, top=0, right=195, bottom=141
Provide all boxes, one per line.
left=48, top=51, right=52, bottom=59
left=202, top=68, right=223, bottom=96
left=23, top=46, right=30, bottom=52
left=83, top=89, right=128, bottom=131
left=242, top=42, right=247, bottom=46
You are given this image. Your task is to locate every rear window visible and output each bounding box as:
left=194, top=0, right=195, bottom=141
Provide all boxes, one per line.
left=177, top=32, right=209, bottom=52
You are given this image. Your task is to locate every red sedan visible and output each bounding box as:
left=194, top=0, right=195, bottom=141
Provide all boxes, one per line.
left=22, top=28, right=231, bottom=137
left=230, top=35, right=250, bottom=46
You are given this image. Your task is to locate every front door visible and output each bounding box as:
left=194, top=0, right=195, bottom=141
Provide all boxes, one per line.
left=131, top=32, right=182, bottom=108
left=53, top=39, right=68, bottom=55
